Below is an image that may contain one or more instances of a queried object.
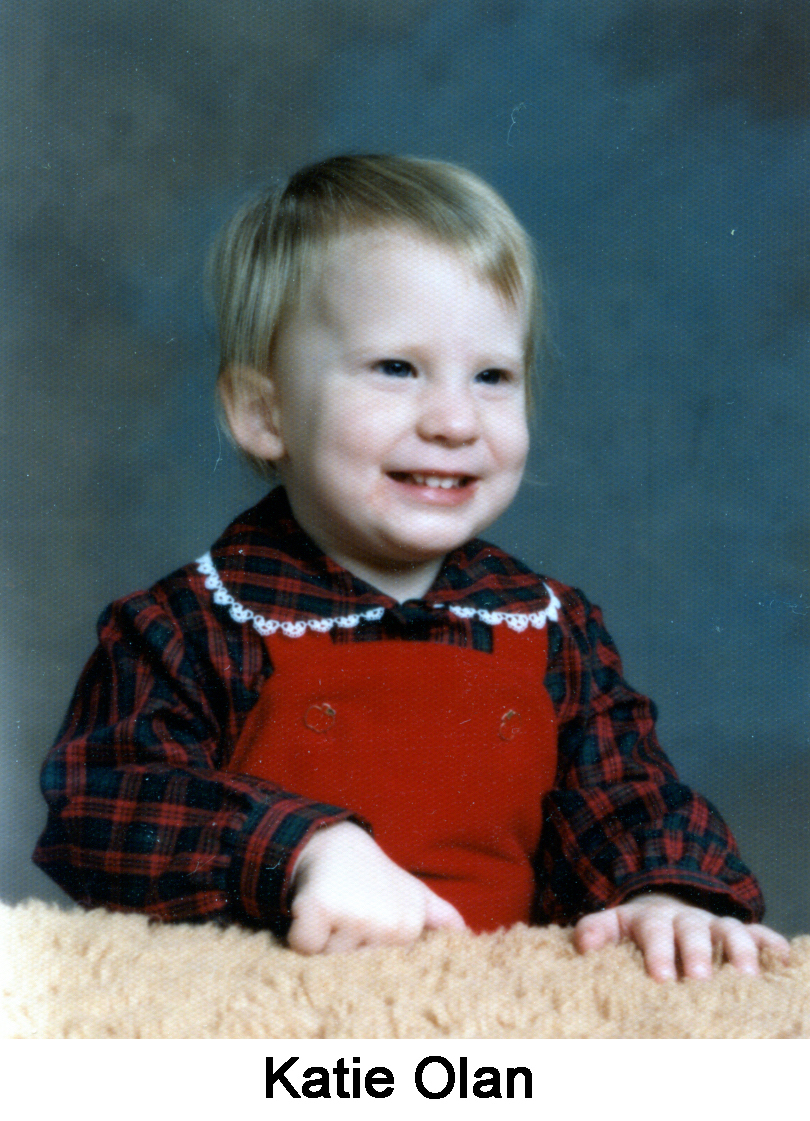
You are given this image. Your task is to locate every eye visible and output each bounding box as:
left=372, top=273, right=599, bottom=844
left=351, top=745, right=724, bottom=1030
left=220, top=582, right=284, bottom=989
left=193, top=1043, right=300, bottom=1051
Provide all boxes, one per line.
left=475, top=367, right=513, bottom=385
left=374, top=359, right=416, bottom=378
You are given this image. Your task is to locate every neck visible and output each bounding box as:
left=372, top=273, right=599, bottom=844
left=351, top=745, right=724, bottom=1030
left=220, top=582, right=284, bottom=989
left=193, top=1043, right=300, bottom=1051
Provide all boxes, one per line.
left=331, top=554, right=445, bottom=603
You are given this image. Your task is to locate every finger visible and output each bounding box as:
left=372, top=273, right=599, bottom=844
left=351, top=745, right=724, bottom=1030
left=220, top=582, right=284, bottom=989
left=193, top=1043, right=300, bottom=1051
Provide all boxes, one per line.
left=631, top=915, right=677, bottom=982
left=325, top=915, right=425, bottom=951
left=673, top=912, right=713, bottom=980
left=714, top=919, right=759, bottom=975
left=749, top=924, right=791, bottom=964
left=322, top=925, right=365, bottom=954
left=573, top=908, right=621, bottom=954
left=424, top=890, right=467, bottom=932
left=287, top=897, right=332, bottom=955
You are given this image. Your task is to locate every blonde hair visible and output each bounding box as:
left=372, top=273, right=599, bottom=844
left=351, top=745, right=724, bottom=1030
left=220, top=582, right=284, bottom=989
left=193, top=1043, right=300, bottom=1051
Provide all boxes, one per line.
left=208, top=154, right=546, bottom=467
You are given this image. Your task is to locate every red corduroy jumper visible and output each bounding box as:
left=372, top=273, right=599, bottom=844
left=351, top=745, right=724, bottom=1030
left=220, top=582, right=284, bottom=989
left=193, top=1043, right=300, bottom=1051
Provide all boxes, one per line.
left=227, top=620, right=558, bottom=932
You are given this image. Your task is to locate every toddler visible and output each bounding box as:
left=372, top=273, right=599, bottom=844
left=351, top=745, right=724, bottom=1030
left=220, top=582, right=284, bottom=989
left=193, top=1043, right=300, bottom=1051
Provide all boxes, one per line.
left=34, top=154, right=789, bottom=981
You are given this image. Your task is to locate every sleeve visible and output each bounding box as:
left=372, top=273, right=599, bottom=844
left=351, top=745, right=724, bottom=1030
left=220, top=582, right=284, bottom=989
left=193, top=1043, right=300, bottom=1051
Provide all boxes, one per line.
left=32, top=578, right=356, bottom=936
left=533, top=585, right=766, bottom=926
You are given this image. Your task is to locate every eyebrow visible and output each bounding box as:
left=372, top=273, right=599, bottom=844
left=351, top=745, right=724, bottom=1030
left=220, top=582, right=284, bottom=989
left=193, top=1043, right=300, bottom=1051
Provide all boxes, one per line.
left=344, top=343, right=525, bottom=366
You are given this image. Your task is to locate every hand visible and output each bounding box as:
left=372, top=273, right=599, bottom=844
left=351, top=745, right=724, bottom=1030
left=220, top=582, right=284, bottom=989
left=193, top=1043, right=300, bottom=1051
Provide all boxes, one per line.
left=287, top=821, right=466, bottom=954
left=573, top=893, right=790, bottom=982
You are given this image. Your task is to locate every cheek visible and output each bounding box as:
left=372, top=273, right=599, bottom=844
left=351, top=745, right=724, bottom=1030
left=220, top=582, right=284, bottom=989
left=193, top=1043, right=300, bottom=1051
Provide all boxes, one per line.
left=494, top=413, right=530, bottom=469
left=327, top=398, right=402, bottom=460
left=313, top=414, right=384, bottom=473
left=514, top=422, right=531, bottom=463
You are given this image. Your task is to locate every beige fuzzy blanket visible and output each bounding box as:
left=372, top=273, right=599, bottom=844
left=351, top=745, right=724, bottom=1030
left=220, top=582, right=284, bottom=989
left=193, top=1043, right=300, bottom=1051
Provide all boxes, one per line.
left=2, top=900, right=808, bottom=1038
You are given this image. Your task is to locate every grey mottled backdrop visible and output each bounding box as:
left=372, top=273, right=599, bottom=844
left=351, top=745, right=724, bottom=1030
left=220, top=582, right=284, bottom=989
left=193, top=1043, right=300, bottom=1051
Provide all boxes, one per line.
left=2, top=0, right=808, bottom=932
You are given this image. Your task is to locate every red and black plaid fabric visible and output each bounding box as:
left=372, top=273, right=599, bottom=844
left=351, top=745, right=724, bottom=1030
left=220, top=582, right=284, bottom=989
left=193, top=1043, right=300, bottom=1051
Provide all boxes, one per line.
left=33, top=487, right=765, bottom=933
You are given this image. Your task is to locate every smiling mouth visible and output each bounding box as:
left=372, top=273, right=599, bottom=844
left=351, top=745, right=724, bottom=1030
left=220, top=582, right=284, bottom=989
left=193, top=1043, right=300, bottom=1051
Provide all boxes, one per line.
left=388, top=472, right=475, bottom=489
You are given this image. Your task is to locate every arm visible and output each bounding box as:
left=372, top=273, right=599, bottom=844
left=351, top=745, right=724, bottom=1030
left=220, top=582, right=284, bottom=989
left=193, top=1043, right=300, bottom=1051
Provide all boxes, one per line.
left=534, top=584, right=767, bottom=929
left=34, top=571, right=464, bottom=949
left=33, top=572, right=355, bottom=936
left=534, top=586, right=788, bottom=976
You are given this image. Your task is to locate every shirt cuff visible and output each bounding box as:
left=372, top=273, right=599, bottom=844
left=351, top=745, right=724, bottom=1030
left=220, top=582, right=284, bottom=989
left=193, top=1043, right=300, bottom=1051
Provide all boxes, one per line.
left=601, top=869, right=766, bottom=924
left=226, top=794, right=368, bottom=931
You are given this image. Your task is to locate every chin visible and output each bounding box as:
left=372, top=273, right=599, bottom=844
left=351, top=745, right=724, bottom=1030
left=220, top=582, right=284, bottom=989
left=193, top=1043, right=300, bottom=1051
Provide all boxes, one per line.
left=366, top=501, right=505, bottom=562
left=383, top=530, right=477, bottom=562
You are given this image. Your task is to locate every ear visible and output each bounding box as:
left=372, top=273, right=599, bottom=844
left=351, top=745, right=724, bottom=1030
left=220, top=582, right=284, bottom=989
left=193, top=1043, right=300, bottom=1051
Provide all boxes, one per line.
left=218, top=365, right=286, bottom=462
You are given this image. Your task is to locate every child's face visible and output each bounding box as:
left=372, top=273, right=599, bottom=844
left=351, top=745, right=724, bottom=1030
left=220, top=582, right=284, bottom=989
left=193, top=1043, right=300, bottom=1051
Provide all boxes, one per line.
left=266, top=227, right=529, bottom=594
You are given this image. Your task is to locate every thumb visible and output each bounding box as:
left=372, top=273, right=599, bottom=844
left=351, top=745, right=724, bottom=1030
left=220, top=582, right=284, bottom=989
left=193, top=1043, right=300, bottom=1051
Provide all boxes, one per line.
left=573, top=908, right=620, bottom=954
left=287, top=896, right=332, bottom=955
left=423, top=887, right=467, bottom=932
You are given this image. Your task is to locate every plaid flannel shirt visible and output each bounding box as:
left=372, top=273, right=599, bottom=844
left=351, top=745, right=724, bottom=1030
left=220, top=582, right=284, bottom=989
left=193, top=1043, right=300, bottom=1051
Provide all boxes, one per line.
left=34, top=487, right=765, bottom=933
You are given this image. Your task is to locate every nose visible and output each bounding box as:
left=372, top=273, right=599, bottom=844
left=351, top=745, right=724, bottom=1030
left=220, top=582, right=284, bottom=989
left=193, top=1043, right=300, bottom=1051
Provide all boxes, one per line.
left=415, top=380, right=480, bottom=447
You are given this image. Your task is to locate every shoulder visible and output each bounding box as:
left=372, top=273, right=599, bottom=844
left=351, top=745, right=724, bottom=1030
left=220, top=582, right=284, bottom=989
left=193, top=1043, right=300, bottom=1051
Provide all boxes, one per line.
left=95, top=491, right=290, bottom=649
left=445, top=537, right=596, bottom=623
left=96, top=561, right=230, bottom=663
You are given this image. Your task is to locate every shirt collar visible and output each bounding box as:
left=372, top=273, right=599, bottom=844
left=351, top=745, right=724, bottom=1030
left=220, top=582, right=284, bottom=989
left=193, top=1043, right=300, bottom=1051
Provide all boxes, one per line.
left=202, top=486, right=554, bottom=627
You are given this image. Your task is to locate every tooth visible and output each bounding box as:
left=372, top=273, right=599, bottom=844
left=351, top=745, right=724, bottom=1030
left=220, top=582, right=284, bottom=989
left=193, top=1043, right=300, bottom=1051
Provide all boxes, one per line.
left=403, top=472, right=462, bottom=488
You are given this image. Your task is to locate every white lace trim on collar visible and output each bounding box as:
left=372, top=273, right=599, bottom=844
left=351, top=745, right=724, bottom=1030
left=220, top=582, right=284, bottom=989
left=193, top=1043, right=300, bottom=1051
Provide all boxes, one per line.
left=196, top=552, right=559, bottom=637
left=444, top=594, right=559, bottom=630
left=196, top=553, right=384, bottom=637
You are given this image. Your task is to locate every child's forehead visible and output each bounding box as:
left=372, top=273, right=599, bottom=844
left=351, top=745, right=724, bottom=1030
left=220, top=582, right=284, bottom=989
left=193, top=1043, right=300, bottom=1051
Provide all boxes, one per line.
left=311, top=225, right=510, bottom=309
left=321, top=224, right=465, bottom=272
